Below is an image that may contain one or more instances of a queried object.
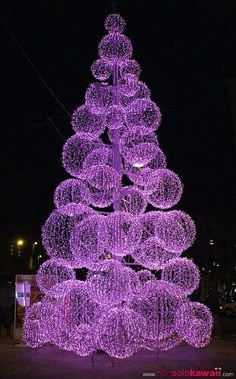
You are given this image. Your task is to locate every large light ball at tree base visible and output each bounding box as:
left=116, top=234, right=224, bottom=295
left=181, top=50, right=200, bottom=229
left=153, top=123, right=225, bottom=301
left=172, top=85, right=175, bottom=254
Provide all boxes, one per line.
left=131, top=280, right=185, bottom=341
left=71, top=105, right=105, bottom=137
left=126, top=98, right=161, bottom=130
left=119, top=59, right=141, bottom=78
left=96, top=306, right=145, bottom=358
left=70, top=215, right=108, bottom=269
left=161, top=257, right=200, bottom=295
left=132, top=237, right=178, bottom=270
left=155, top=210, right=196, bottom=253
left=175, top=302, right=213, bottom=348
left=104, top=14, right=126, bottom=33
left=146, top=169, right=183, bottom=209
left=120, top=186, right=147, bottom=215
left=105, top=211, right=137, bottom=256
left=99, top=33, right=132, bottom=62
left=62, top=134, right=101, bottom=179
left=87, top=260, right=137, bottom=305
left=70, top=324, right=96, bottom=356
left=36, top=259, right=75, bottom=294
left=91, top=59, right=112, bottom=80
left=85, top=83, right=113, bottom=114
left=103, top=105, right=126, bottom=130
left=42, top=210, right=78, bottom=261
left=54, top=178, right=90, bottom=208
left=60, top=280, right=99, bottom=328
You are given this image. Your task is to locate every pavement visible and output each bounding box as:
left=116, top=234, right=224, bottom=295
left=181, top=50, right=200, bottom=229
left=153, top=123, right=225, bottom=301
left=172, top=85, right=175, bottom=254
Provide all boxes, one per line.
left=0, top=337, right=235, bottom=379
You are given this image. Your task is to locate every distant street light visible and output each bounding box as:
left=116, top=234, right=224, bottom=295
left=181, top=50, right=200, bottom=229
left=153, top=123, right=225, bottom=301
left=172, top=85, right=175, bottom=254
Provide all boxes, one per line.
left=17, top=239, right=24, bottom=256
left=29, top=241, right=38, bottom=271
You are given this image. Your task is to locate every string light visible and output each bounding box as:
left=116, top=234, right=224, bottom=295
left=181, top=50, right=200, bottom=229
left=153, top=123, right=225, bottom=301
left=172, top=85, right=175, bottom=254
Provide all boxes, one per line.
left=126, top=98, right=161, bottom=131
left=104, top=14, right=126, bottom=33
left=54, top=178, right=90, bottom=208
left=91, top=59, right=112, bottom=81
left=71, top=105, right=105, bottom=137
left=98, top=33, right=132, bottom=62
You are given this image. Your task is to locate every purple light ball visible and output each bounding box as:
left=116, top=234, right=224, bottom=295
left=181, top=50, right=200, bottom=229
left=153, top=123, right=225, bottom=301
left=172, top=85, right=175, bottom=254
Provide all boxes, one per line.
left=175, top=302, right=213, bottom=348
left=42, top=210, right=79, bottom=260
left=54, top=178, right=90, bottom=208
left=71, top=105, right=105, bottom=137
left=146, top=169, right=183, bottom=209
left=104, top=14, right=126, bottom=33
left=105, top=211, right=136, bottom=256
left=87, top=164, right=121, bottom=191
left=103, top=105, right=126, bottom=130
left=91, top=59, right=112, bottom=80
left=85, top=83, right=113, bottom=114
left=131, top=280, right=185, bottom=340
left=36, top=259, right=75, bottom=295
left=96, top=306, right=145, bottom=358
left=62, top=134, right=101, bottom=179
left=119, top=59, right=141, bottom=78
left=132, top=237, right=178, bottom=270
left=70, top=324, right=96, bottom=356
left=70, top=215, right=108, bottom=269
left=161, top=257, right=200, bottom=295
left=126, top=98, right=161, bottom=131
left=98, top=33, right=132, bottom=62
left=120, top=186, right=147, bottom=215
left=120, top=74, right=139, bottom=96
left=87, top=260, right=137, bottom=305
left=120, top=81, right=151, bottom=107
left=155, top=210, right=196, bottom=253
left=83, top=146, right=113, bottom=169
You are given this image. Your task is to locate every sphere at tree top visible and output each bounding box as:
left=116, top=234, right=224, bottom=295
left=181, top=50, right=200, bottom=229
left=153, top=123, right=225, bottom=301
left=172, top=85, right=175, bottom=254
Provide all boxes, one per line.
left=104, top=14, right=126, bottom=33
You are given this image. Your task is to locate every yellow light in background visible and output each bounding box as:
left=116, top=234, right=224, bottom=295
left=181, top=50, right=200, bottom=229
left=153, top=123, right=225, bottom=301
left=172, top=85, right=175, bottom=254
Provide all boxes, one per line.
left=17, top=240, right=24, bottom=247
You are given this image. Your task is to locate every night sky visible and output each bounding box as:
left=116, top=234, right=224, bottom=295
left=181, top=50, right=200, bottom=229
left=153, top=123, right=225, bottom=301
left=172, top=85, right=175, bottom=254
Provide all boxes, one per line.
left=1, top=1, right=235, bottom=253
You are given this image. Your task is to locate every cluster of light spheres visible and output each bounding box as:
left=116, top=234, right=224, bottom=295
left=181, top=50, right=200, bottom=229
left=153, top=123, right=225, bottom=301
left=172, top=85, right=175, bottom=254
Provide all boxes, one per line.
left=24, top=13, right=212, bottom=358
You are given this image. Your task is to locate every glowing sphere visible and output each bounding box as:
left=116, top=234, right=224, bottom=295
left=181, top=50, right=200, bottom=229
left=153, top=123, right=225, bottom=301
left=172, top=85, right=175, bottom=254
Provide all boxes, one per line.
left=71, top=105, right=105, bottom=137
left=56, top=203, right=94, bottom=218
left=155, top=211, right=196, bottom=253
left=98, top=33, right=132, bottom=62
left=132, top=237, right=177, bottom=270
left=120, top=81, right=151, bottom=107
left=82, top=146, right=113, bottom=170
left=87, top=260, right=137, bottom=305
left=85, top=83, right=113, bottom=114
left=70, top=215, right=108, bottom=269
left=96, top=306, right=145, bottom=358
left=103, top=105, right=126, bottom=130
left=119, top=59, right=141, bottom=78
left=36, top=259, right=75, bottom=294
left=162, top=257, right=200, bottom=295
left=175, top=302, right=213, bottom=348
left=91, top=59, right=112, bottom=80
left=54, top=178, right=90, bottom=208
left=120, top=74, right=139, bottom=96
left=87, top=164, right=121, bottom=191
left=136, top=270, right=156, bottom=299
left=70, top=325, right=96, bottom=356
left=129, top=211, right=162, bottom=245
left=62, top=134, right=101, bottom=178
left=126, top=98, right=161, bottom=131
left=120, top=186, right=147, bottom=215
left=158, top=333, right=182, bottom=351
left=120, top=126, right=158, bottom=165
left=105, top=211, right=136, bottom=256
left=88, top=186, right=116, bottom=208
left=131, top=280, right=185, bottom=340
left=60, top=280, right=99, bottom=328
left=104, top=14, right=126, bottom=33
left=124, top=146, right=167, bottom=186
left=146, top=169, right=183, bottom=209
left=42, top=210, right=78, bottom=260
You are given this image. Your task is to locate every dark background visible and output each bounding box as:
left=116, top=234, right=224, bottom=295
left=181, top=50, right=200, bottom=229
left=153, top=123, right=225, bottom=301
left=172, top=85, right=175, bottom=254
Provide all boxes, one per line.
left=0, top=0, right=235, bottom=270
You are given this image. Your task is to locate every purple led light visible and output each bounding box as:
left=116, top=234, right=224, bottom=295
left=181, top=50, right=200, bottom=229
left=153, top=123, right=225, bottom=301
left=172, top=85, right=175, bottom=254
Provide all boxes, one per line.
left=126, top=98, right=161, bottom=130
left=98, top=33, right=132, bottom=63
left=104, top=14, right=126, bottom=33
left=71, top=105, right=105, bottom=137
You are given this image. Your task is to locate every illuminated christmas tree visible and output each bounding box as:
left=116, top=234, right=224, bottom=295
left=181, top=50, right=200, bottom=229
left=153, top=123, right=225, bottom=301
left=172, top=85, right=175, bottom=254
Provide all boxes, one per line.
left=23, top=14, right=213, bottom=358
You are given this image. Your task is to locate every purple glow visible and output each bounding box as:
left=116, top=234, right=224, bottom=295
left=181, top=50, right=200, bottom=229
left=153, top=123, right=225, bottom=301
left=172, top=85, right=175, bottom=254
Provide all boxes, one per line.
left=24, top=13, right=212, bottom=358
